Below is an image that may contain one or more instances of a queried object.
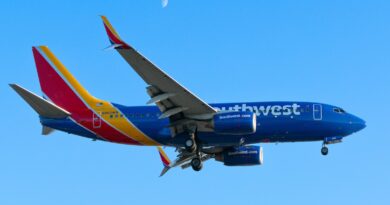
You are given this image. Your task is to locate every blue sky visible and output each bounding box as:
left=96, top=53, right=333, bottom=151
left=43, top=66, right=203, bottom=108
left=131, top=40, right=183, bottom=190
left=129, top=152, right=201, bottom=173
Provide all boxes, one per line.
left=1, top=0, right=389, bottom=204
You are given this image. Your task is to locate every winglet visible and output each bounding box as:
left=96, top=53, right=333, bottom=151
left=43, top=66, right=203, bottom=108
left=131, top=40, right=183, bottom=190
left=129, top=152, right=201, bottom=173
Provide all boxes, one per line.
left=157, top=147, right=171, bottom=177
left=100, top=16, right=130, bottom=49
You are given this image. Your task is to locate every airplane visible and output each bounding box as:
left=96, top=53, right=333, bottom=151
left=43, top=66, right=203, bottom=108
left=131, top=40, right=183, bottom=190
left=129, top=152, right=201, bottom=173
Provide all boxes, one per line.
left=10, top=16, right=366, bottom=176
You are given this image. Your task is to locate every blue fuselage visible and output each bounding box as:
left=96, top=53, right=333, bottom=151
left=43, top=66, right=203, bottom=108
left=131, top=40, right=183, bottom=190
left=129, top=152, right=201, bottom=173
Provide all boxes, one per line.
left=41, top=101, right=366, bottom=147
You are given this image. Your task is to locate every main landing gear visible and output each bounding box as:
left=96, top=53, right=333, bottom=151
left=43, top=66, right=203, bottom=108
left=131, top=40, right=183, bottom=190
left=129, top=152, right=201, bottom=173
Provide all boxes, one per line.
left=321, top=144, right=329, bottom=156
left=191, top=157, right=203, bottom=171
left=184, top=131, right=203, bottom=171
left=184, top=137, right=196, bottom=153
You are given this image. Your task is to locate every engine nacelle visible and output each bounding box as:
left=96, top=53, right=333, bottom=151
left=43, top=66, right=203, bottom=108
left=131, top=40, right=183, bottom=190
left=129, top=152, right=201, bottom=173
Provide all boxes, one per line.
left=213, top=111, right=256, bottom=135
left=215, top=146, right=263, bottom=166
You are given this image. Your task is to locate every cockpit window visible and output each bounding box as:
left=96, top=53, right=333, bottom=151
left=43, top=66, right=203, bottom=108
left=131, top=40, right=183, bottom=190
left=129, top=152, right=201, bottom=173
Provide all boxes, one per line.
left=333, top=108, right=346, bottom=114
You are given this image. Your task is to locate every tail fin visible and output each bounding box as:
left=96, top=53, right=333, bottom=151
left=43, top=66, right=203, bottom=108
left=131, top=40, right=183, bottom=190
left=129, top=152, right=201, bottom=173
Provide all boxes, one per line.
left=32, top=46, right=98, bottom=113
left=157, top=147, right=172, bottom=177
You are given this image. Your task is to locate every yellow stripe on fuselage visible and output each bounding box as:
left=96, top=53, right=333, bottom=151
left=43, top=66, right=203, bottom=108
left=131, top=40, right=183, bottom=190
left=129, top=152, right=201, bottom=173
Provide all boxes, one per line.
left=97, top=104, right=160, bottom=145
left=39, top=46, right=159, bottom=146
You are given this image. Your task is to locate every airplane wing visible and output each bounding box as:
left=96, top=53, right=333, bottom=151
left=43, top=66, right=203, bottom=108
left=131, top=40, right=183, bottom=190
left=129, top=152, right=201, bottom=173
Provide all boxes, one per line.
left=101, top=16, right=216, bottom=135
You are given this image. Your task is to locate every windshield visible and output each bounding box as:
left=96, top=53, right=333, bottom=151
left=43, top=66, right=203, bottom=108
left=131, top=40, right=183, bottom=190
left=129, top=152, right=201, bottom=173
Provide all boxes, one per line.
left=333, top=107, right=346, bottom=114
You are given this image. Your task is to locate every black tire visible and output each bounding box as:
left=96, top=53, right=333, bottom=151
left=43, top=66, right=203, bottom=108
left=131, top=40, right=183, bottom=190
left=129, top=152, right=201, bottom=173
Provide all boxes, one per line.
left=321, top=146, right=329, bottom=156
left=191, top=157, right=203, bottom=171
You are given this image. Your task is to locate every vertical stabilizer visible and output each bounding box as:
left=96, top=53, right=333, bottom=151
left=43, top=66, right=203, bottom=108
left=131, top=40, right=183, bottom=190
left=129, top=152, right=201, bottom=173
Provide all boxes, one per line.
left=32, top=46, right=99, bottom=114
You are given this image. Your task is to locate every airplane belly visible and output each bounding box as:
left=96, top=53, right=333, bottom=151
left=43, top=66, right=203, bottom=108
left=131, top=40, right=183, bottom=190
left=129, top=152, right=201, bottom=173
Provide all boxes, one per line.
left=128, top=111, right=343, bottom=147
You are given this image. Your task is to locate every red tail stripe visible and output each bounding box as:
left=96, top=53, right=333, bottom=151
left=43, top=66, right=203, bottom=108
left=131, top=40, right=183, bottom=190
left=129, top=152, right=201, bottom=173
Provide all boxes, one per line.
left=33, top=47, right=140, bottom=145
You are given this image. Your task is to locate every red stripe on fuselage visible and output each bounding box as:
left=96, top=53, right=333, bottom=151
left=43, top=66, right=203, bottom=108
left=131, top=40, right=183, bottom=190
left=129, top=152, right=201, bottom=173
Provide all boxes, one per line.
left=32, top=47, right=140, bottom=145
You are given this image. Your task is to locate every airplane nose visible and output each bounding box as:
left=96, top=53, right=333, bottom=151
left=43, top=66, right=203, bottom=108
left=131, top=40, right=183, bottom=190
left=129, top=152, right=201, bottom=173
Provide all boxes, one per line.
left=350, top=115, right=366, bottom=133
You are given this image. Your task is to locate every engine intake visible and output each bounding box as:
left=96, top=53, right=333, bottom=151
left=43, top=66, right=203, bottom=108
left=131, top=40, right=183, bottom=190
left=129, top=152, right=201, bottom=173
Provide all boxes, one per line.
left=215, top=146, right=263, bottom=166
left=213, top=111, right=256, bottom=135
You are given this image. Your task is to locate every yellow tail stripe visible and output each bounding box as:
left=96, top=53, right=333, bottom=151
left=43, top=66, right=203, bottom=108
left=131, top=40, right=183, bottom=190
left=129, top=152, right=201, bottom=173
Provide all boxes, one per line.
left=40, top=46, right=159, bottom=145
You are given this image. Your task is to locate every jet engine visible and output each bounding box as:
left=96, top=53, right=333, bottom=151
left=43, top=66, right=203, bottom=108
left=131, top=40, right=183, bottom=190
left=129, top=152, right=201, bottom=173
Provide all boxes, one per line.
left=213, top=111, right=256, bottom=135
left=215, top=146, right=263, bottom=166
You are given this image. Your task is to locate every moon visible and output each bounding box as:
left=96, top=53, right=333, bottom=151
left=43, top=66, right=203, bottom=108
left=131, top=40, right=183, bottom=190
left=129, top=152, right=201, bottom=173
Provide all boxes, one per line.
left=162, top=0, right=168, bottom=8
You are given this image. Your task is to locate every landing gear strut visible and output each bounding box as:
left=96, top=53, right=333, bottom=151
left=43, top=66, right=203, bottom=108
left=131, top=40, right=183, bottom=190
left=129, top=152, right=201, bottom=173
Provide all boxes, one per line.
left=321, top=144, right=329, bottom=156
left=184, top=136, right=196, bottom=153
left=184, top=129, right=203, bottom=171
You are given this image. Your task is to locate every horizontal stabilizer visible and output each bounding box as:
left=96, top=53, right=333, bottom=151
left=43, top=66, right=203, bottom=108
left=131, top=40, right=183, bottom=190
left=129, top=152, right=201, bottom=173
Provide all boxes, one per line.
left=10, top=84, right=70, bottom=119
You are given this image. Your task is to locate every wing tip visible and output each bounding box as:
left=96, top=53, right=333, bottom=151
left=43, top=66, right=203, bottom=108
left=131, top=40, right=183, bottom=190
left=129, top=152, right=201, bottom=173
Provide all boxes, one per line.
left=100, top=15, right=129, bottom=48
left=100, top=15, right=108, bottom=22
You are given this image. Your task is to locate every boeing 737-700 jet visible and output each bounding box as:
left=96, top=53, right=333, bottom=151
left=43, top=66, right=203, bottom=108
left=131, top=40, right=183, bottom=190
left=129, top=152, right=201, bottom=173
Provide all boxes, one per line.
left=10, top=16, right=366, bottom=176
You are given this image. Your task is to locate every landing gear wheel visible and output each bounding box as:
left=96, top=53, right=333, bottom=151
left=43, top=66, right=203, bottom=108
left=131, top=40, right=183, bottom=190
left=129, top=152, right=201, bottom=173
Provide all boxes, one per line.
left=321, top=146, right=329, bottom=156
left=191, top=157, right=203, bottom=171
left=185, top=138, right=196, bottom=153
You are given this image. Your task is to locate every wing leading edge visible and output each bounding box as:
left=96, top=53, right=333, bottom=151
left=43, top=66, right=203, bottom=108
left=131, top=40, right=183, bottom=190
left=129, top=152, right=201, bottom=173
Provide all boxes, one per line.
left=100, top=16, right=216, bottom=136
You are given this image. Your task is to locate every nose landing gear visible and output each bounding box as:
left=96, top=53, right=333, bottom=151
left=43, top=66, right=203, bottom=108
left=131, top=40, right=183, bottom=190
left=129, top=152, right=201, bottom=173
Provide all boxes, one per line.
left=321, top=145, right=329, bottom=156
left=321, top=136, right=343, bottom=156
